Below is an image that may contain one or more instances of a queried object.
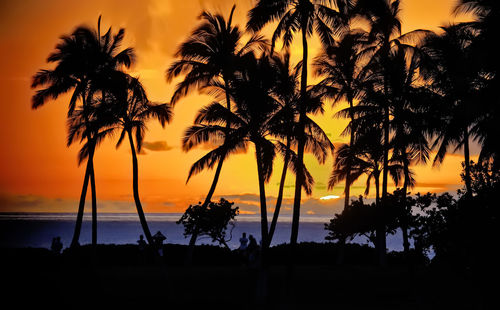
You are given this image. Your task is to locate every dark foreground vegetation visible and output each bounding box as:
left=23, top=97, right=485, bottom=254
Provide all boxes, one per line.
left=1, top=243, right=497, bottom=309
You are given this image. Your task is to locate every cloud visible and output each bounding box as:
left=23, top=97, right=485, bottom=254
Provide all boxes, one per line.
left=222, top=193, right=261, bottom=203
left=0, top=194, right=135, bottom=213
left=314, top=182, right=327, bottom=190
left=142, top=141, right=174, bottom=152
left=215, top=193, right=346, bottom=216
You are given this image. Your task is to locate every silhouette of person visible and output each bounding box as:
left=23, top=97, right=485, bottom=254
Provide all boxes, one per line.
left=239, top=232, right=248, bottom=251
left=247, top=234, right=259, bottom=266
left=137, top=234, right=147, bottom=251
left=51, top=237, right=63, bottom=254
left=153, top=231, right=166, bottom=256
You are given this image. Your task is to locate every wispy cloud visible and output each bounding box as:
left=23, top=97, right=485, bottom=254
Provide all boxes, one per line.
left=0, top=194, right=136, bottom=213
left=214, top=193, right=345, bottom=216
left=142, top=141, right=174, bottom=152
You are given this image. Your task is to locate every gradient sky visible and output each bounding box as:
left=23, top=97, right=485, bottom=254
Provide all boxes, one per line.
left=0, top=0, right=475, bottom=215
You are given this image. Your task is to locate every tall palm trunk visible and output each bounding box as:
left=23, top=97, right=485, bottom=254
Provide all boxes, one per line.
left=290, top=22, right=309, bottom=246
left=345, top=96, right=355, bottom=209
left=401, top=154, right=411, bottom=256
left=267, top=135, right=291, bottom=247
left=70, top=138, right=95, bottom=248
left=376, top=105, right=389, bottom=266
left=378, top=54, right=391, bottom=266
left=463, top=128, right=472, bottom=196
left=254, top=144, right=271, bottom=302
left=90, top=145, right=97, bottom=247
left=338, top=97, right=355, bottom=265
left=255, top=143, right=269, bottom=254
left=127, top=129, right=154, bottom=245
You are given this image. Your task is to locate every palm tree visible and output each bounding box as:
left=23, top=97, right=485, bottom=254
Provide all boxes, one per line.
left=353, top=0, right=430, bottom=264
left=110, top=75, right=172, bottom=245
left=329, top=126, right=404, bottom=257
left=65, top=97, right=117, bottom=246
left=264, top=52, right=299, bottom=245
left=421, top=25, right=481, bottom=196
left=386, top=48, right=434, bottom=256
left=265, top=52, right=333, bottom=246
left=166, top=6, right=266, bottom=252
left=454, top=1, right=500, bottom=169
left=314, top=29, right=370, bottom=209
left=183, top=53, right=332, bottom=251
left=31, top=16, right=135, bottom=247
left=247, top=0, right=352, bottom=246
left=184, top=54, right=278, bottom=253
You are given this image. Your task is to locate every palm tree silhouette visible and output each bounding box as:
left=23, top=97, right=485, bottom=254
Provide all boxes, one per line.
left=384, top=47, right=435, bottom=256
left=184, top=52, right=332, bottom=253
left=314, top=29, right=370, bottom=209
left=265, top=52, right=300, bottom=245
left=353, top=0, right=430, bottom=265
left=166, top=6, right=266, bottom=254
left=66, top=98, right=117, bottom=245
left=183, top=52, right=331, bottom=249
left=110, top=75, right=172, bottom=245
left=185, top=54, right=278, bottom=253
left=454, top=0, right=500, bottom=169
left=31, top=16, right=135, bottom=247
left=421, top=25, right=481, bottom=196
left=266, top=52, right=333, bottom=246
left=247, top=0, right=351, bottom=246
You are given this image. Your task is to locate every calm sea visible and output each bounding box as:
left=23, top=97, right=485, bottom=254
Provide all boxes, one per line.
left=0, top=213, right=407, bottom=251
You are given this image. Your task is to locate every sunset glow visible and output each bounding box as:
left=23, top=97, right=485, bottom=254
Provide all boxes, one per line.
left=0, top=0, right=474, bottom=215
left=320, top=195, right=340, bottom=200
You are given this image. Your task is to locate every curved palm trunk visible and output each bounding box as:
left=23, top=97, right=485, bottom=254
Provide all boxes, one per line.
left=267, top=135, right=291, bottom=247
left=290, top=23, right=309, bottom=246
left=401, top=155, right=411, bottom=256
left=463, top=128, right=472, bottom=196
left=185, top=155, right=224, bottom=265
left=90, top=151, right=97, bottom=247
left=70, top=140, right=95, bottom=248
left=127, top=129, right=154, bottom=245
left=185, top=77, right=232, bottom=265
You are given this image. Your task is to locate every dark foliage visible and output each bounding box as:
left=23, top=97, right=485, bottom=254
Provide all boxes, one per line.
left=410, top=161, right=500, bottom=268
left=176, top=198, right=239, bottom=249
left=324, top=194, right=401, bottom=245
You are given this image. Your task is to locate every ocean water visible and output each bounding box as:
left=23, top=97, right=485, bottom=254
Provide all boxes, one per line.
left=0, top=213, right=407, bottom=251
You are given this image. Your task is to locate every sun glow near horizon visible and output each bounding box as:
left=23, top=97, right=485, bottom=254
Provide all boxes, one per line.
left=0, top=0, right=474, bottom=215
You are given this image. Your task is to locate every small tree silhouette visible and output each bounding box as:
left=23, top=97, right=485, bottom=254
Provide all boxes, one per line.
left=177, top=198, right=239, bottom=249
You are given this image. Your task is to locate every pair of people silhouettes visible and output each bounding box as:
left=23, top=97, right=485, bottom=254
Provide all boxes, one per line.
left=238, top=232, right=259, bottom=265
left=137, top=231, right=166, bottom=256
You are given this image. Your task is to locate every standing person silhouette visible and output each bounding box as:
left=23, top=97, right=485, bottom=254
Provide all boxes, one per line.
left=51, top=237, right=63, bottom=254
left=153, top=231, right=166, bottom=256
left=137, top=234, right=147, bottom=251
left=247, top=234, right=259, bottom=266
left=239, top=232, right=248, bottom=251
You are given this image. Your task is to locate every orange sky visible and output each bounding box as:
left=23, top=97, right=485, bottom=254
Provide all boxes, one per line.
left=0, top=0, right=475, bottom=215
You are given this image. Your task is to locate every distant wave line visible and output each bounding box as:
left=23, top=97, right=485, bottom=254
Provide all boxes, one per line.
left=0, top=212, right=332, bottom=223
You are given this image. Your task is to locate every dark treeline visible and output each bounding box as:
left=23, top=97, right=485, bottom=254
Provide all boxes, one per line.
left=31, top=0, right=499, bottom=274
